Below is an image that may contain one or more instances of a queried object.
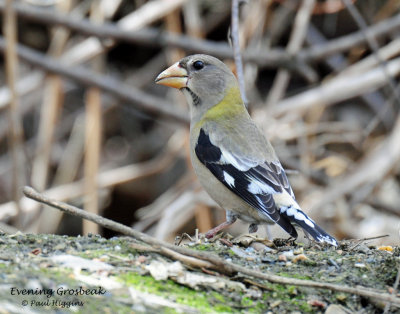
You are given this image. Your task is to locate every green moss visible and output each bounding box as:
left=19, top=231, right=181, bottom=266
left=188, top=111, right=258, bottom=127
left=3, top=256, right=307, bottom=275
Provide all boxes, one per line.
left=276, top=271, right=312, bottom=280
left=298, top=301, right=313, bottom=312
left=192, top=244, right=210, bottom=251
left=241, top=296, right=253, bottom=307
left=119, top=272, right=234, bottom=312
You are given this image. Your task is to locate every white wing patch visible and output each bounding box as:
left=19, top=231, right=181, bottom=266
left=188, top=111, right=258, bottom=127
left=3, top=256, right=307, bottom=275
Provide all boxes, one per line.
left=247, top=178, right=276, bottom=195
left=223, top=171, right=235, bottom=187
left=219, top=150, right=255, bottom=171
left=281, top=205, right=315, bottom=228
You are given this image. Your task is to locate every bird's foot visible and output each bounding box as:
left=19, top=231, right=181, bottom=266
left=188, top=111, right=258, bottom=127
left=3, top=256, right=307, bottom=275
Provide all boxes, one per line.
left=205, top=220, right=235, bottom=239
left=248, top=223, right=258, bottom=233
left=273, top=237, right=297, bottom=247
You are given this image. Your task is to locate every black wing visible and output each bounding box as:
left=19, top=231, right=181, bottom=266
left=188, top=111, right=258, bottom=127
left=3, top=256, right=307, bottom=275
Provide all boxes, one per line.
left=195, top=129, right=297, bottom=237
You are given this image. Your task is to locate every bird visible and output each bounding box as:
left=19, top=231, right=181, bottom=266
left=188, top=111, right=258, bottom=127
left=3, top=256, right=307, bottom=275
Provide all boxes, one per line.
left=155, top=54, right=337, bottom=246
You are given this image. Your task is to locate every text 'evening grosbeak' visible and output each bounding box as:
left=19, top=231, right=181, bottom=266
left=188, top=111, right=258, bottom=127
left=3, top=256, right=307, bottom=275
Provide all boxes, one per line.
left=155, top=54, right=337, bottom=246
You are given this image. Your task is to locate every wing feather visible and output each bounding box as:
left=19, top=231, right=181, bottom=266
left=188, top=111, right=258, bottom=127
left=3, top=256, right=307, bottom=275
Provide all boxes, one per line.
left=195, top=129, right=297, bottom=237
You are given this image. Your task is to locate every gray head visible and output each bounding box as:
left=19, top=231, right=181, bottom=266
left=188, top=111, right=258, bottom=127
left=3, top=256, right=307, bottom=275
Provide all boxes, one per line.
left=155, top=54, right=241, bottom=121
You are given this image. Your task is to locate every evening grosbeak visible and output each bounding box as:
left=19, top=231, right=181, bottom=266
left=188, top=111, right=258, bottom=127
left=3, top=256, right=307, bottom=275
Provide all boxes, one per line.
left=155, top=54, right=337, bottom=246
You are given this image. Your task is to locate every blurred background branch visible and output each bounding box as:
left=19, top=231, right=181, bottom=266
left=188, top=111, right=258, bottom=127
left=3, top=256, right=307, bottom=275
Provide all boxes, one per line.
left=0, top=0, right=399, bottom=245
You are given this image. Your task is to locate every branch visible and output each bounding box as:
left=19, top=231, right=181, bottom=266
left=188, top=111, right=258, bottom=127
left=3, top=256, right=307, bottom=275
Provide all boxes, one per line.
left=2, top=2, right=400, bottom=70
left=342, top=0, right=400, bottom=108
left=0, top=2, right=289, bottom=69
left=22, top=186, right=234, bottom=275
left=299, top=12, right=400, bottom=61
left=0, top=37, right=189, bottom=125
left=231, top=0, right=248, bottom=107
left=23, top=186, right=400, bottom=305
left=266, top=0, right=315, bottom=107
left=273, top=57, right=400, bottom=117
left=3, top=0, right=25, bottom=225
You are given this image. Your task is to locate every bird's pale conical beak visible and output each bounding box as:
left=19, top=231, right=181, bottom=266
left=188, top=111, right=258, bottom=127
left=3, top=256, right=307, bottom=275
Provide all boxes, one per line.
left=155, top=62, right=188, bottom=89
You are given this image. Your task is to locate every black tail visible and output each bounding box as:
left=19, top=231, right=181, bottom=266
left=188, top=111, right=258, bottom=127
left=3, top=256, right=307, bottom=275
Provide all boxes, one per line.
left=276, top=215, right=298, bottom=239
left=280, top=206, right=337, bottom=246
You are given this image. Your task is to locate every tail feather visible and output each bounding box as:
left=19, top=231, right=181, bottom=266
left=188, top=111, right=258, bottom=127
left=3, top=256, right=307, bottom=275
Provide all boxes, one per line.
left=275, top=215, right=298, bottom=239
left=280, top=205, right=337, bottom=246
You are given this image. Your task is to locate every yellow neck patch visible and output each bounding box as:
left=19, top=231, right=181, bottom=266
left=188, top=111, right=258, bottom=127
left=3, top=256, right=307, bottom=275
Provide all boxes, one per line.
left=202, top=87, right=245, bottom=121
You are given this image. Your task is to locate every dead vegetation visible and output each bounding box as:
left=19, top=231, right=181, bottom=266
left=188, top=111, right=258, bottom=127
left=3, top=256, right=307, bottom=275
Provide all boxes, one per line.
left=0, top=0, right=399, bottom=298
left=12, top=187, right=399, bottom=312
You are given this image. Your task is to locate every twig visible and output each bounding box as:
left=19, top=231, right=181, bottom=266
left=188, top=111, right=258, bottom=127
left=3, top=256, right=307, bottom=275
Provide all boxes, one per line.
left=130, top=241, right=214, bottom=269
left=349, top=235, right=390, bottom=251
left=83, top=87, right=101, bottom=234
left=266, top=0, right=315, bottom=107
left=160, top=247, right=214, bottom=269
left=367, top=200, right=400, bottom=218
left=0, top=37, right=189, bottom=125
left=0, top=128, right=186, bottom=222
left=299, top=12, right=400, bottom=61
left=385, top=265, right=400, bottom=313
left=308, top=114, right=400, bottom=215
left=0, top=2, right=289, bottom=69
left=231, top=0, right=248, bottom=107
left=5, top=1, right=400, bottom=68
left=342, top=0, right=400, bottom=107
left=38, top=114, right=85, bottom=234
left=306, top=24, right=394, bottom=130
left=164, top=5, right=185, bottom=63
left=273, top=57, right=400, bottom=117
left=1, top=0, right=399, bottom=115
left=3, top=0, right=25, bottom=226
left=0, top=221, right=20, bottom=234
left=31, top=76, right=62, bottom=192
left=358, top=234, right=390, bottom=241
left=0, top=0, right=190, bottom=132
left=22, top=186, right=234, bottom=274
left=22, top=186, right=400, bottom=305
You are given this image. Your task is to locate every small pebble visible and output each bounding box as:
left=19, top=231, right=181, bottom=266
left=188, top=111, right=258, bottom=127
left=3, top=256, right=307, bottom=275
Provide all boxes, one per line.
left=325, top=304, right=348, bottom=314
left=278, top=254, right=287, bottom=262
left=250, top=242, right=266, bottom=251
left=263, top=246, right=274, bottom=253
left=293, top=254, right=308, bottom=263
left=281, top=250, right=294, bottom=259
left=98, top=255, right=110, bottom=262
left=328, top=258, right=339, bottom=268
left=307, top=299, right=326, bottom=308
left=261, top=257, right=275, bottom=264
left=137, top=255, right=147, bottom=263
left=336, top=294, right=347, bottom=301
left=293, top=247, right=303, bottom=255
left=356, top=245, right=370, bottom=254
left=245, top=247, right=255, bottom=253
left=354, top=263, right=366, bottom=268
left=270, top=300, right=281, bottom=308
left=31, top=248, right=41, bottom=255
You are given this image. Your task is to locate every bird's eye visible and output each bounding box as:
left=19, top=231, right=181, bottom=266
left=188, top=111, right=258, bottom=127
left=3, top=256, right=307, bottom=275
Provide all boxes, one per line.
left=193, top=60, right=204, bottom=70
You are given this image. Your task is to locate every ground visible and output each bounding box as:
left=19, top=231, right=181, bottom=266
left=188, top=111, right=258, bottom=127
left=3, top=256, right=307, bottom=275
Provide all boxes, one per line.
left=0, top=232, right=398, bottom=313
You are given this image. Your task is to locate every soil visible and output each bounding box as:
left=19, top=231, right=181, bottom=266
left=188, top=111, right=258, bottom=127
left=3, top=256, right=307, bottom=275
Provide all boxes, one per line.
left=0, top=232, right=398, bottom=313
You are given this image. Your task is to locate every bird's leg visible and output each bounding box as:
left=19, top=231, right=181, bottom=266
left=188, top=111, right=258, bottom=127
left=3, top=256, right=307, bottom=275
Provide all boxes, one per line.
left=303, top=231, right=313, bottom=247
left=205, top=211, right=237, bottom=239
left=248, top=223, right=258, bottom=233
left=264, top=225, right=272, bottom=239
